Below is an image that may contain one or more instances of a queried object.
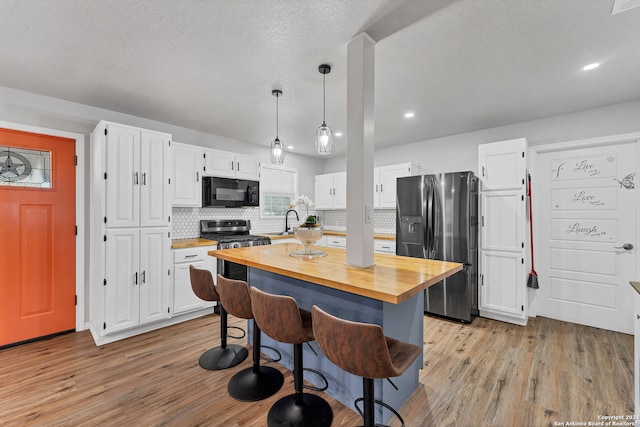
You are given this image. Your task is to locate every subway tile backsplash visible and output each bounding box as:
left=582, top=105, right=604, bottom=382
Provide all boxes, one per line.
left=171, top=207, right=396, bottom=239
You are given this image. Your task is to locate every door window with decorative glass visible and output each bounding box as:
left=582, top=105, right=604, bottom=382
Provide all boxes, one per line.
left=0, top=146, right=51, bottom=188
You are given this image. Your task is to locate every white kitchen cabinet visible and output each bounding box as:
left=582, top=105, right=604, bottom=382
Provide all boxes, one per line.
left=374, top=239, right=396, bottom=254
left=325, top=235, right=347, bottom=248
left=171, top=142, right=203, bottom=207
left=104, top=228, right=171, bottom=334
left=104, top=122, right=170, bottom=228
left=173, top=246, right=217, bottom=315
left=374, top=163, right=416, bottom=209
left=270, top=238, right=300, bottom=245
left=314, top=172, right=346, bottom=210
left=204, top=148, right=260, bottom=180
left=89, top=120, right=175, bottom=345
left=478, top=138, right=528, bottom=326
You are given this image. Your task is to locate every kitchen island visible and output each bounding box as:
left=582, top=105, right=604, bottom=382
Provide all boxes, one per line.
left=209, top=243, right=461, bottom=423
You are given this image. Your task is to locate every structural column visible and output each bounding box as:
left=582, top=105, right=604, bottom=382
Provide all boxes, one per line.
left=346, top=32, right=376, bottom=268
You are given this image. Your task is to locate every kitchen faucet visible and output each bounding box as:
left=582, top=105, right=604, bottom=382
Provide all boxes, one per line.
left=285, top=209, right=299, bottom=233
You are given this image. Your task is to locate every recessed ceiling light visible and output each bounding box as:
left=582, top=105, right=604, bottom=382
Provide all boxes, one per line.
left=334, top=132, right=343, bottom=137
left=287, top=146, right=294, bottom=150
left=582, top=62, right=600, bottom=71
left=404, top=112, right=415, bottom=119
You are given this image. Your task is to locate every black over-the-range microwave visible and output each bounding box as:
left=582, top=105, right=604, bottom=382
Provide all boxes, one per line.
left=202, top=176, right=260, bottom=208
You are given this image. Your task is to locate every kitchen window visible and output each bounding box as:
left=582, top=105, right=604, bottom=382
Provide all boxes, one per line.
left=260, top=164, right=298, bottom=218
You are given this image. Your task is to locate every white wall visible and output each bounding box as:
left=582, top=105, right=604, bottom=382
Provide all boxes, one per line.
left=0, top=85, right=324, bottom=196
left=0, top=85, right=324, bottom=324
left=323, top=99, right=640, bottom=174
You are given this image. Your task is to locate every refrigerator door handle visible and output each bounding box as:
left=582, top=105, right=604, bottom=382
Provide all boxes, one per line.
left=431, top=181, right=441, bottom=258
left=425, top=177, right=434, bottom=259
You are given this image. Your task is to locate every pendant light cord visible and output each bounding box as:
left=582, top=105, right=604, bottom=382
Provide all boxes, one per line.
left=276, top=92, right=279, bottom=139
left=322, top=73, right=326, bottom=124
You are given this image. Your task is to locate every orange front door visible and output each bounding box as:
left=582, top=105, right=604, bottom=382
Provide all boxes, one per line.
left=0, top=128, right=76, bottom=346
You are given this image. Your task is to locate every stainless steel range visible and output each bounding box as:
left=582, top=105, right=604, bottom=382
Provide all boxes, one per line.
left=200, top=219, right=270, bottom=281
left=200, top=219, right=271, bottom=249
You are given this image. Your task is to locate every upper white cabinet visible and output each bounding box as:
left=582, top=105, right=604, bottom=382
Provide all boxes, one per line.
left=315, top=172, right=347, bottom=210
left=478, top=137, right=528, bottom=326
left=204, top=148, right=260, bottom=180
left=374, top=163, right=417, bottom=209
left=103, top=122, right=170, bottom=228
left=171, top=142, right=203, bottom=207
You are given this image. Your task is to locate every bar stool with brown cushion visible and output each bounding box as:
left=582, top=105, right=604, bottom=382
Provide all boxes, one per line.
left=189, top=265, right=248, bottom=370
left=311, top=305, right=422, bottom=427
left=251, top=287, right=333, bottom=427
left=216, top=274, right=284, bottom=402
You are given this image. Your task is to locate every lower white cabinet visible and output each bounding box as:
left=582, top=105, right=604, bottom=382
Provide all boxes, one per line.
left=325, top=236, right=347, bottom=248
left=270, top=238, right=299, bottom=245
left=173, top=246, right=217, bottom=315
left=374, top=240, right=396, bottom=254
left=104, top=228, right=171, bottom=334
left=479, top=250, right=527, bottom=325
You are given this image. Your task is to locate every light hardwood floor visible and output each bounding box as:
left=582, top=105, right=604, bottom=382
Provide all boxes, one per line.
left=0, top=314, right=633, bottom=426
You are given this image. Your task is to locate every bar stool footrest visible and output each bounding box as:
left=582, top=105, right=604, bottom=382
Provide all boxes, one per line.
left=354, top=397, right=406, bottom=427
left=300, top=367, right=329, bottom=392
left=226, top=325, right=246, bottom=340
left=260, top=344, right=282, bottom=363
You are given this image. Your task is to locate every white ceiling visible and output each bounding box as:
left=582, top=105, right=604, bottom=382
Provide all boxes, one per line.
left=1, top=0, right=639, bottom=158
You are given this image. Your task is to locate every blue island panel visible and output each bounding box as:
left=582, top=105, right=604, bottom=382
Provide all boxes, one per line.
left=248, top=267, right=424, bottom=424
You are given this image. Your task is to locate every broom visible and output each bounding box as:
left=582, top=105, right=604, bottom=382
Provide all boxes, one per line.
left=527, top=173, right=539, bottom=289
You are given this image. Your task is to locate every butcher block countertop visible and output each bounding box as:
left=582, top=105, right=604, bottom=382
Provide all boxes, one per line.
left=264, top=230, right=395, bottom=241
left=208, top=243, right=461, bottom=304
left=171, top=238, right=217, bottom=249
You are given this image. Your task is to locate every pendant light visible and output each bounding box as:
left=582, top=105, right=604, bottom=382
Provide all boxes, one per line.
left=315, top=64, right=333, bottom=155
left=270, top=89, right=285, bottom=164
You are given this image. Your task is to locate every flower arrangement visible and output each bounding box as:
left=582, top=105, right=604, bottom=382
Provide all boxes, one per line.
left=289, top=195, right=319, bottom=228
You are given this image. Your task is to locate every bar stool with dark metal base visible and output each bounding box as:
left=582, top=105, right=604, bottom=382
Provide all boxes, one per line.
left=311, top=305, right=422, bottom=427
left=251, top=287, right=333, bottom=427
left=216, top=274, right=284, bottom=402
left=189, top=266, right=248, bottom=370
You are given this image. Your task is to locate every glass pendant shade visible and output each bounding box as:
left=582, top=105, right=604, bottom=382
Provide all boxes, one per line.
left=316, top=64, right=333, bottom=155
left=271, top=137, right=284, bottom=164
left=315, top=122, right=333, bottom=155
left=270, top=89, right=285, bottom=164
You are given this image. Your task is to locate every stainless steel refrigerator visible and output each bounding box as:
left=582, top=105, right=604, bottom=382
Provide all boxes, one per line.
left=396, top=172, right=478, bottom=322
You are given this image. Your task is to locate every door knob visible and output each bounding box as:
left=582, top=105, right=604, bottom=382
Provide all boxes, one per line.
left=614, top=243, right=634, bottom=250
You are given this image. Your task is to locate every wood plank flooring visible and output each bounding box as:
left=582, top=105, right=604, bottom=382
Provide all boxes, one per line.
left=0, top=314, right=633, bottom=426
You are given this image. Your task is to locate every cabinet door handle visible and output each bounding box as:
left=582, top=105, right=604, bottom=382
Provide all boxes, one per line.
left=134, top=272, right=138, bottom=285
left=637, top=314, right=640, bottom=320
left=382, top=246, right=390, bottom=249
left=142, top=271, right=146, bottom=284
left=237, top=161, right=240, bottom=171
left=380, top=184, right=383, bottom=192
left=141, top=172, right=146, bottom=186
left=196, top=171, right=199, bottom=182
left=184, top=254, right=198, bottom=258
left=231, top=161, right=234, bottom=171
left=134, top=172, right=139, bottom=185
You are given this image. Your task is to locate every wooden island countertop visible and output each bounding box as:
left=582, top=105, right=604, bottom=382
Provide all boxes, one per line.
left=208, top=243, right=461, bottom=304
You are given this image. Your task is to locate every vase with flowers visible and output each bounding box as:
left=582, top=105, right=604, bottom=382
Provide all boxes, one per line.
left=288, top=195, right=327, bottom=258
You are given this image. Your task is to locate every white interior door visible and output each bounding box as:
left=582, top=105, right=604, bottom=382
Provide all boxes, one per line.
left=536, top=139, right=638, bottom=333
